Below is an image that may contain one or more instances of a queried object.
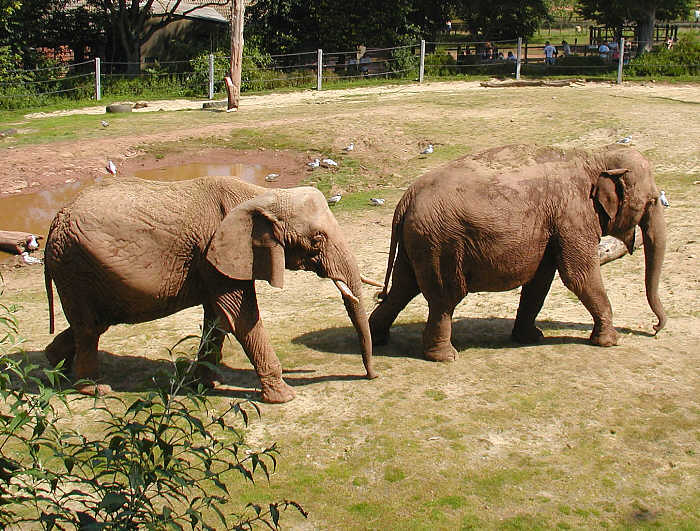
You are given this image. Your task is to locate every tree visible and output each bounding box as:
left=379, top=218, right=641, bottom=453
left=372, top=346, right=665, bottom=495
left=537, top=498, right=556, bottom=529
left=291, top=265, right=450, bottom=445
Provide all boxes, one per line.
left=87, top=0, right=230, bottom=73
left=452, top=0, right=551, bottom=41
left=576, top=0, right=692, bottom=52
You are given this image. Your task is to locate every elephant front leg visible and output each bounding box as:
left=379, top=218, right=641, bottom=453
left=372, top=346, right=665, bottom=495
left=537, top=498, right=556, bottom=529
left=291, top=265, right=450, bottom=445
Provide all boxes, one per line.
left=215, top=286, right=295, bottom=403
left=560, top=261, right=618, bottom=346
left=512, top=257, right=556, bottom=344
left=195, top=305, right=226, bottom=388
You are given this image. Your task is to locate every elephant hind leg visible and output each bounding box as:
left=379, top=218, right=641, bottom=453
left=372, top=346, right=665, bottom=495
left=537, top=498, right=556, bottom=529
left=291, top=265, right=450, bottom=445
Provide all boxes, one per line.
left=512, top=255, right=556, bottom=344
left=72, top=325, right=111, bottom=396
left=45, top=327, right=75, bottom=371
left=423, top=297, right=460, bottom=362
left=369, top=249, right=420, bottom=345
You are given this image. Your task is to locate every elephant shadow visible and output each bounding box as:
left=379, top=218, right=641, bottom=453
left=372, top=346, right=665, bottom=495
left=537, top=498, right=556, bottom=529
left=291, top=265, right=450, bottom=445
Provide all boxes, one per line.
left=293, top=316, right=653, bottom=359
left=13, top=349, right=365, bottom=398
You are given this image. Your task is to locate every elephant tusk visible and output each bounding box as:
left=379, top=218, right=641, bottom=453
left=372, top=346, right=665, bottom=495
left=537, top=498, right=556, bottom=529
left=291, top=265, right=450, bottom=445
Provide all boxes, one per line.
left=334, top=279, right=360, bottom=304
left=360, top=275, right=383, bottom=288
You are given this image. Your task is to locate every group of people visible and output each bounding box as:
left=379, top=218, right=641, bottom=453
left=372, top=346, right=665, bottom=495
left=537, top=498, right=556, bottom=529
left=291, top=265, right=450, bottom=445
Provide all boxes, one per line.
left=543, top=40, right=571, bottom=64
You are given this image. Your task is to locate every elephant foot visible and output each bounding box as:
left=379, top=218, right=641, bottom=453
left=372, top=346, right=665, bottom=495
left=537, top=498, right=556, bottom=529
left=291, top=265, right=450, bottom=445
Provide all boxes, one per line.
left=194, top=365, right=220, bottom=390
left=511, top=325, right=544, bottom=344
left=424, top=343, right=457, bottom=362
left=75, top=383, right=112, bottom=396
left=590, top=327, right=619, bottom=347
left=260, top=378, right=296, bottom=404
left=370, top=328, right=390, bottom=346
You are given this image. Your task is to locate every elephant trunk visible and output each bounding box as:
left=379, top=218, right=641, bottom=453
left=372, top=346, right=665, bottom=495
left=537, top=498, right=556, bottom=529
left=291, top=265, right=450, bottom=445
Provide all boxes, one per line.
left=640, top=200, right=667, bottom=333
left=330, top=249, right=377, bottom=380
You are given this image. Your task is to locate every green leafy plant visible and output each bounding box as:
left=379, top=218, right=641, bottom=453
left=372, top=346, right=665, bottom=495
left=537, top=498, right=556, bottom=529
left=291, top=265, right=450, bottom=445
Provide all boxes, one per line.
left=627, top=33, right=700, bottom=77
left=0, top=306, right=306, bottom=529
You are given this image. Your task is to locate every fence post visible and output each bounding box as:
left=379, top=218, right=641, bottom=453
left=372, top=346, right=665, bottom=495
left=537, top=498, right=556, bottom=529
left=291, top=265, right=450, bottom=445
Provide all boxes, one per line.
left=617, top=37, right=625, bottom=84
left=516, top=37, right=522, bottom=80
left=94, top=57, right=101, bottom=101
left=208, top=53, right=214, bottom=99
left=317, top=49, right=322, bottom=90
left=419, top=39, right=425, bottom=83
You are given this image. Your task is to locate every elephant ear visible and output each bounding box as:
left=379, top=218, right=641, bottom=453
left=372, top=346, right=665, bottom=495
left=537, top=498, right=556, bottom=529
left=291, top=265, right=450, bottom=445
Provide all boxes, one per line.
left=592, top=168, right=629, bottom=221
left=206, top=196, right=285, bottom=288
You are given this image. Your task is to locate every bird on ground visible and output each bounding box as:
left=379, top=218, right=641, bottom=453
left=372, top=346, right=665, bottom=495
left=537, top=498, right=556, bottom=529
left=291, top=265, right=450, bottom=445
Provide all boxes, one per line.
left=307, top=158, right=320, bottom=168
left=328, top=194, right=342, bottom=205
left=343, top=142, right=355, bottom=152
left=322, top=158, right=338, bottom=167
left=616, top=136, right=632, bottom=144
left=369, top=198, right=385, bottom=206
left=421, top=144, right=434, bottom=154
left=106, top=160, right=117, bottom=175
left=264, top=173, right=279, bottom=182
left=659, top=190, right=669, bottom=207
left=20, top=252, right=42, bottom=265
left=26, top=235, right=39, bottom=251
left=101, top=120, right=109, bottom=127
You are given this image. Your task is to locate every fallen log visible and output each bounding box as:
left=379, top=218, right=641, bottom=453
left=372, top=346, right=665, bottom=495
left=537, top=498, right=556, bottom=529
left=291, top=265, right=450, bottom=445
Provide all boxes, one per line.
left=480, top=78, right=583, bottom=88
left=0, top=230, right=42, bottom=254
left=598, top=227, right=643, bottom=265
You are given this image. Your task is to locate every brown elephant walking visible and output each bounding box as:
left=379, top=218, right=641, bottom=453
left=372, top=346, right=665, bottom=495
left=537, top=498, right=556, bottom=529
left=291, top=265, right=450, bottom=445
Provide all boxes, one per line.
left=44, top=177, right=378, bottom=402
left=370, top=144, right=666, bottom=361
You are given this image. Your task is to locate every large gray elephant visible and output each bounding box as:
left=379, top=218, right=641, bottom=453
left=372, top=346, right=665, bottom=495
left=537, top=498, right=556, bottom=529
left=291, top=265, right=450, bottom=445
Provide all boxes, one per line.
left=44, top=177, right=378, bottom=402
left=370, top=144, right=666, bottom=361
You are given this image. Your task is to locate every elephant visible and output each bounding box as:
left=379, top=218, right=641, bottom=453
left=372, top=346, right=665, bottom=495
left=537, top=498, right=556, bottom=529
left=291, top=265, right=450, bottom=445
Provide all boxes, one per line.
left=44, top=176, right=378, bottom=402
left=369, top=144, right=666, bottom=361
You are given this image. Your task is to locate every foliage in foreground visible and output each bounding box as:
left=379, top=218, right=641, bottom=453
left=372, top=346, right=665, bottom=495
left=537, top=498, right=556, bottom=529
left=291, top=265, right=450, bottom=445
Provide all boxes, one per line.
left=0, top=302, right=305, bottom=530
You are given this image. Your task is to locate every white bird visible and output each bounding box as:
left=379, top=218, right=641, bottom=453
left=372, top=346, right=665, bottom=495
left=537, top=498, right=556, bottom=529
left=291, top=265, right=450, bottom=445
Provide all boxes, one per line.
left=659, top=190, right=669, bottom=207
left=327, top=194, right=342, bottom=205
left=101, top=120, right=109, bottom=127
left=420, top=144, right=434, bottom=154
left=369, top=198, right=385, bottom=206
left=616, top=136, right=632, bottom=144
left=264, top=173, right=279, bottom=182
left=322, top=158, right=338, bottom=167
left=106, top=160, right=117, bottom=175
left=26, top=235, right=39, bottom=250
left=307, top=158, right=320, bottom=168
left=343, top=142, right=355, bottom=152
left=20, top=252, right=42, bottom=265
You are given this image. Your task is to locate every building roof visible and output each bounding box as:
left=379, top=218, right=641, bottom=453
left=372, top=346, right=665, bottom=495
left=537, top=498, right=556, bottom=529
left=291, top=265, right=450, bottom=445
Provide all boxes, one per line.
left=66, top=0, right=230, bottom=23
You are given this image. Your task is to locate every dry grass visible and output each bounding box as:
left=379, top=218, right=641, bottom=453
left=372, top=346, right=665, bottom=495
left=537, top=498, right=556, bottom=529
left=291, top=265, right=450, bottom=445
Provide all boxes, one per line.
left=1, top=79, right=699, bottom=529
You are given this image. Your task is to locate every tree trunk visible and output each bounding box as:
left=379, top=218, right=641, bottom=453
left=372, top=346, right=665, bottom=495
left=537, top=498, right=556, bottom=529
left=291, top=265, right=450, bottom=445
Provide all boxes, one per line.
left=636, top=7, right=657, bottom=53
left=227, top=0, right=245, bottom=111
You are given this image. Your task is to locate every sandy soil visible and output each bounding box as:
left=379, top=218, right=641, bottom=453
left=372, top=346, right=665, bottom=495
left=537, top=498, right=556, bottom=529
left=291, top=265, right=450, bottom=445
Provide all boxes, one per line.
left=0, top=80, right=698, bottom=528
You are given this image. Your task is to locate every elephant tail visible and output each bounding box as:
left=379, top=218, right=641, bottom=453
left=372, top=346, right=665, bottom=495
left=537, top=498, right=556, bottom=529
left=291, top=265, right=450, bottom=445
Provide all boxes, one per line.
left=379, top=188, right=413, bottom=299
left=45, top=267, right=55, bottom=334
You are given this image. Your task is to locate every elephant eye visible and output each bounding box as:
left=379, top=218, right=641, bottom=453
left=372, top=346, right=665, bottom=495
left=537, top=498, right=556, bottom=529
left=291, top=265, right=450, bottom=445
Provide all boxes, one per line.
left=310, top=232, right=325, bottom=250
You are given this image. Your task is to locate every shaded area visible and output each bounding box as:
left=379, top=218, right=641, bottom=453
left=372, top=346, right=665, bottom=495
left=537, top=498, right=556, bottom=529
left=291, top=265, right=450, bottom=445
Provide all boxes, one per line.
left=293, top=316, right=654, bottom=359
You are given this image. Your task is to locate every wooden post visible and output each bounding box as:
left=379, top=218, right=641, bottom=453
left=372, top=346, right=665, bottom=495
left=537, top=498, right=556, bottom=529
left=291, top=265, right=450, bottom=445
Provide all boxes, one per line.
left=516, top=37, right=522, bottom=80
left=95, top=57, right=101, bottom=101
left=208, top=53, right=214, bottom=99
left=419, top=40, right=425, bottom=83
left=317, top=49, right=322, bottom=90
left=227, top=0, right=245, bottom=111
left=617, top=37, right=625, bottom=84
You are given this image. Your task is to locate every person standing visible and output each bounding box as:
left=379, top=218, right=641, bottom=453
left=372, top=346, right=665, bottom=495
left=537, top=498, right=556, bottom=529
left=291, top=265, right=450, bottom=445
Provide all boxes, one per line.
left=544, top=41, right=556, bottom=65
left=561, top=40, right=571, bottom=56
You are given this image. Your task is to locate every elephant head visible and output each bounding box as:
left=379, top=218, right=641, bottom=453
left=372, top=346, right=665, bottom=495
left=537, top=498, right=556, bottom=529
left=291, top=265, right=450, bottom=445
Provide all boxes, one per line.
left=206, top=186, right=377, bottom=379
left=591, top=146, right=666, bottom=332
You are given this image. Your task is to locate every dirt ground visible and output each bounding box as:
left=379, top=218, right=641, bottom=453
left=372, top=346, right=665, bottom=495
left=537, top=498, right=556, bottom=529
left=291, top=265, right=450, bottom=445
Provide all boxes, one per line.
left=0, top=80, right=698, bottom=528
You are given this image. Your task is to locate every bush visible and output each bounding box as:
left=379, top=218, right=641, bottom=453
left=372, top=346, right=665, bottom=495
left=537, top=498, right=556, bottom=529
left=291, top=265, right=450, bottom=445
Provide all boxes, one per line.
left=627, top=33, right=700, bottom=77
left=424, top=52, right=457, bottom=76
left=0, top=305, right=306, bottom=529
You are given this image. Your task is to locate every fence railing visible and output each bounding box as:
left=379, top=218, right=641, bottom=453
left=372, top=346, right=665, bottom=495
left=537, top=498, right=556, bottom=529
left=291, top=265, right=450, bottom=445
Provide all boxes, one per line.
left=1, top=38, right=697, bottom=110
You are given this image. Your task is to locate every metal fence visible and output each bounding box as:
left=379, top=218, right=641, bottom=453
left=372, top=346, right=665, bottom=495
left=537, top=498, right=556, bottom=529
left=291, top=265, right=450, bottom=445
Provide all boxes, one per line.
left=1, top=37, right=698, bottom=110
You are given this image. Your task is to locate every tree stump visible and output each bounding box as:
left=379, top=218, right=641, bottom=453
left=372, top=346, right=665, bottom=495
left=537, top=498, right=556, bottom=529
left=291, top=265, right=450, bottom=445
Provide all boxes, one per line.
left=598, top=227, right=643, bottom=265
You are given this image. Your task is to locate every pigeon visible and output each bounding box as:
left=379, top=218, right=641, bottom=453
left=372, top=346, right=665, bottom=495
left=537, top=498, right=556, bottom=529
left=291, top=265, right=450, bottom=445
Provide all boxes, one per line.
left=343, top=142, right=355, bottom=152
left=307, top=158, right=320, bottom=168
left=420, top=144, right=434, bottom=154
left=264, top=173, right=279, bottom=182
left=369, top=198, right=385, bottom=206
left=26, top=235, right=39, bottom=251
left=106, top=160, right=117, bottom=175
left=659, top=190, right=669, bottom=207
left=327, top=194, right=342, bottom=205
left=20, top=252, right=42, bottom=265
left=322, top=158, right=338, bottom=167
left=616, top=136, right=632, bottom=144
left=101, top=120, right=109, bottom=127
